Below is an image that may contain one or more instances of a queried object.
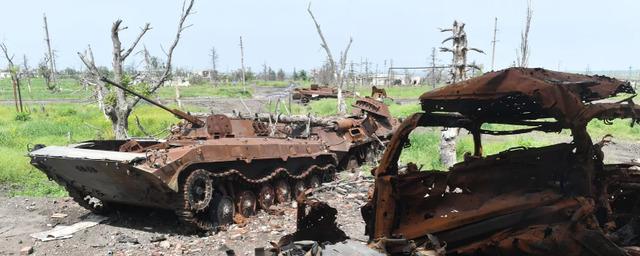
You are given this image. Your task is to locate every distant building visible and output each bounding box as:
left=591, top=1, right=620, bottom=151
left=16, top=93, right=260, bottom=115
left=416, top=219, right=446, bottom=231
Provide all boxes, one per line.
left=0, top=70, right=11, bottom=79
left=370, top=74, right=423, bottom=86
left=167, top=77, right=191, bottom=87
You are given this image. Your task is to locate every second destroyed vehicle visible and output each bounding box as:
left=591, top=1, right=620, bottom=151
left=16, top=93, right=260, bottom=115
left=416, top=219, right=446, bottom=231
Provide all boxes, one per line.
left=291, top=83, right=353, bottom=103
left=28, top=78, right=338, bottom=231
left=363, top=68, right=640, bottom=255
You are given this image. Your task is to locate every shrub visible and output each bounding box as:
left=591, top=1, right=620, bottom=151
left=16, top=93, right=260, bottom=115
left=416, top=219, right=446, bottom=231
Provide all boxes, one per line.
left=14, top=112, right=31, bottom=122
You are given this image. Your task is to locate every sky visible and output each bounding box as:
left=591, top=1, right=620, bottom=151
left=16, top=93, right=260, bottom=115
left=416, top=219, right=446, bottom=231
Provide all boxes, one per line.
left=0, top=0, right=637, bottom=74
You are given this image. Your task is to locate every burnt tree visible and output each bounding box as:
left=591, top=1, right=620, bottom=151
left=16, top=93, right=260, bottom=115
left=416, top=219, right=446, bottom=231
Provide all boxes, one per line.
left=516, top=0, right=532, bottom=68
left=439, top=20, right=484, bottom=168
left=307, top=3, right=352, bottom=115
left=1, top=43, right=23, bottom=112
left=78, top=0, right=195, bottom=139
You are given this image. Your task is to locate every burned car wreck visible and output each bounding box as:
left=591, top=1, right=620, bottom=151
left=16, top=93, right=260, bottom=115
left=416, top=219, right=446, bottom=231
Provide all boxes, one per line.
left=362, top=68, right=640, bottom=255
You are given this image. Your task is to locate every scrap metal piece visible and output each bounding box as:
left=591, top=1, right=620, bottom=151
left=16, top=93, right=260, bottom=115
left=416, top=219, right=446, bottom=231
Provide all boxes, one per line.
left=364, top=68, right=640, bottom=255
left=277, top=193, right=348, bottom=247
left=30, top=214, right=108, bottom=242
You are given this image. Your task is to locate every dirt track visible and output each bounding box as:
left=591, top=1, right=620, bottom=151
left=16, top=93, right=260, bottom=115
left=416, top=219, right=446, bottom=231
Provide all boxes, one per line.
left=0, top=172, right=370, bottom=256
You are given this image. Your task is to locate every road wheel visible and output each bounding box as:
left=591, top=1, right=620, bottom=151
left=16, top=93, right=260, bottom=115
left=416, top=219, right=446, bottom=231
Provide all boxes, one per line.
left=258, top=184, right=275, bottom=210
left=274, top=180, right=291, bottom=204
left=308, top=174, right=321, bottom=189
left=292, top=179, right=307, bottom=199
left=183, top=169, right=213, bottom=212
left=209, top=194, right=234, bottom=226
left=236, top=190, right=257, bottom=217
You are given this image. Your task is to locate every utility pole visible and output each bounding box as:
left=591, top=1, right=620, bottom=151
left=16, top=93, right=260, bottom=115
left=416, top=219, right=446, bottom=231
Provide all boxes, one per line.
left=239, top=36, right=246, bottom=92
left=490, top=17, right=498, bottom=70
left=210, top=46, right=218, bottom=84
left=43, top=13, right=57, bottom=88
left=430, top=47, right=437, bottom=88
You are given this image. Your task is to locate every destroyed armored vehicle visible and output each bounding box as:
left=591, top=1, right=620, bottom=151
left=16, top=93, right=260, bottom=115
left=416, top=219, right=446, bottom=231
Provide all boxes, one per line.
left=291, top=84, right=353, bottom=103
left=28, top=78, right=338, bottom=231
left=313, top=97, right=398, bottom=169
left=238, top=96, right=398, bottom=170
left=362, top=68, right=640, bottom=255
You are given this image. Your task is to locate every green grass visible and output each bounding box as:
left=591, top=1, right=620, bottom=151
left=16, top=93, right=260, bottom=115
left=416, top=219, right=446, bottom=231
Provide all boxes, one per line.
left=0, top=103, right=201, bottom=197
left=268, top=98, right=421, bottom=118
left=352, top=85, right=434, bottom=99
left=398, top=128, right=553, bottom=170
left=0, top=78, right=256, bottom=101
left=155, top=84, right=252, bottom=99
left=0, top=78, right=91, bottom=101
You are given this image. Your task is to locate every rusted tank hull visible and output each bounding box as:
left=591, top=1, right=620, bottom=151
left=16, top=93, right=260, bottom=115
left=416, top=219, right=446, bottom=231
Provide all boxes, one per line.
left=29, top=146, right=176, bottom=209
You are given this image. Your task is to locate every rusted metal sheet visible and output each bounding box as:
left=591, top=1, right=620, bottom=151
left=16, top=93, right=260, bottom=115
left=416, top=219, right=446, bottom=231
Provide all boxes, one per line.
left=363, top=68, right=640, bottom=255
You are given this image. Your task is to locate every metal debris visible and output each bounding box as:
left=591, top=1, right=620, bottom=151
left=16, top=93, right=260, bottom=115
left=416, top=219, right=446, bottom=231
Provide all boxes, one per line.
left=363, top=68, right=640, bottom=255
left=30, top=213, right=108, bottom=241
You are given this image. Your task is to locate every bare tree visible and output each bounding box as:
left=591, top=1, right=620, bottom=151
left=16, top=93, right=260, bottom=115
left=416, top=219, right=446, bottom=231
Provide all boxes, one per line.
left=43, top=13, right=58, bottom=91
left=516, top=0, right=532, bottom=67
left=22, top=55, right=32, bottom=93
left=1, top=43, right=23, bottom=112
left=438, top=20, right=484, bottom=168
left=78, top=0, right=195, bottom=139
left=307, top=3, right=352, bottom=115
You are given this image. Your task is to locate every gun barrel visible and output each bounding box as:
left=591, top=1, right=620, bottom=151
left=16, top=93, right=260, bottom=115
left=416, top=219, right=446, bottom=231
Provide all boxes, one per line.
left=99, top=77, right=204, bottom=126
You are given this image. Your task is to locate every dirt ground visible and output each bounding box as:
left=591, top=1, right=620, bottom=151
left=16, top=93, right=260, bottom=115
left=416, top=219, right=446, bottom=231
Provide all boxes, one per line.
left=2, top=134, right=638, bottom=256
left=0, top=172, right=371, bottom=256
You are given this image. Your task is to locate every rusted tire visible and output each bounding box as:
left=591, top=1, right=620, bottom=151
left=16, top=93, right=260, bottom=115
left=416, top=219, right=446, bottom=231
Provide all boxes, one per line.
left=183, top=169, right=213, bottom=212
left=301, top=97, right=310, bottom=104
left=308, top=174, right=321, bottom=189
left=258, top=184, right=275, bottom=210
left=236, top=190, right=257, bottom=217
left=274, top=180, right=291, bottom=204
left=209, top=194, right=234, bottom=226
left=293, top=180, right=307, bottom=199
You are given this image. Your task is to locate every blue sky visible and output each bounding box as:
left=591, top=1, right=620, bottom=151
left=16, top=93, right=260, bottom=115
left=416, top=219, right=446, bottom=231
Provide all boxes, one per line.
left=0, top=0, right=637, bottom=73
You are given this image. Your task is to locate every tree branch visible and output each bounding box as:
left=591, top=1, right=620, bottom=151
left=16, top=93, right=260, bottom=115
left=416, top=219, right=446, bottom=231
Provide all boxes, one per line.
left=122, top=23, right=151, bottom=60
left=307, top=2, right=336, bottom=70
left=129, top=0, right=195, bottom=109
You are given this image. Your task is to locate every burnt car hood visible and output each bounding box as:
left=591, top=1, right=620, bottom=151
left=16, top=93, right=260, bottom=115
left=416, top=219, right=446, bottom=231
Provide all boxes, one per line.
left=420, top=67, right=634, bottom=123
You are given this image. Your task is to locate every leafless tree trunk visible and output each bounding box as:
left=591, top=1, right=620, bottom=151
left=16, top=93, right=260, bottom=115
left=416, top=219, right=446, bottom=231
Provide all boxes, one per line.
left=22, top=55, right=32, bottom=93
left=78, top=0, right=195, bottom=139
left=307, top=3, right=352, bottom=115
left=43, top=13, right=58, bottom=90
left=239, top=36, right=246, bottom=92
left=438, top=20, right=483, bottom=169
left=1, top=43, right=23, bottom=112
left=516, top=0, right=532, bottom=68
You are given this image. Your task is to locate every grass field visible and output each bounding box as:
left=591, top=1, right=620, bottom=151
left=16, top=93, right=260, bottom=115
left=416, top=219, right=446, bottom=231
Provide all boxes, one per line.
left=2, top=78, right=639, bottom=197
left=0, top=103, right=197, bottom=197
